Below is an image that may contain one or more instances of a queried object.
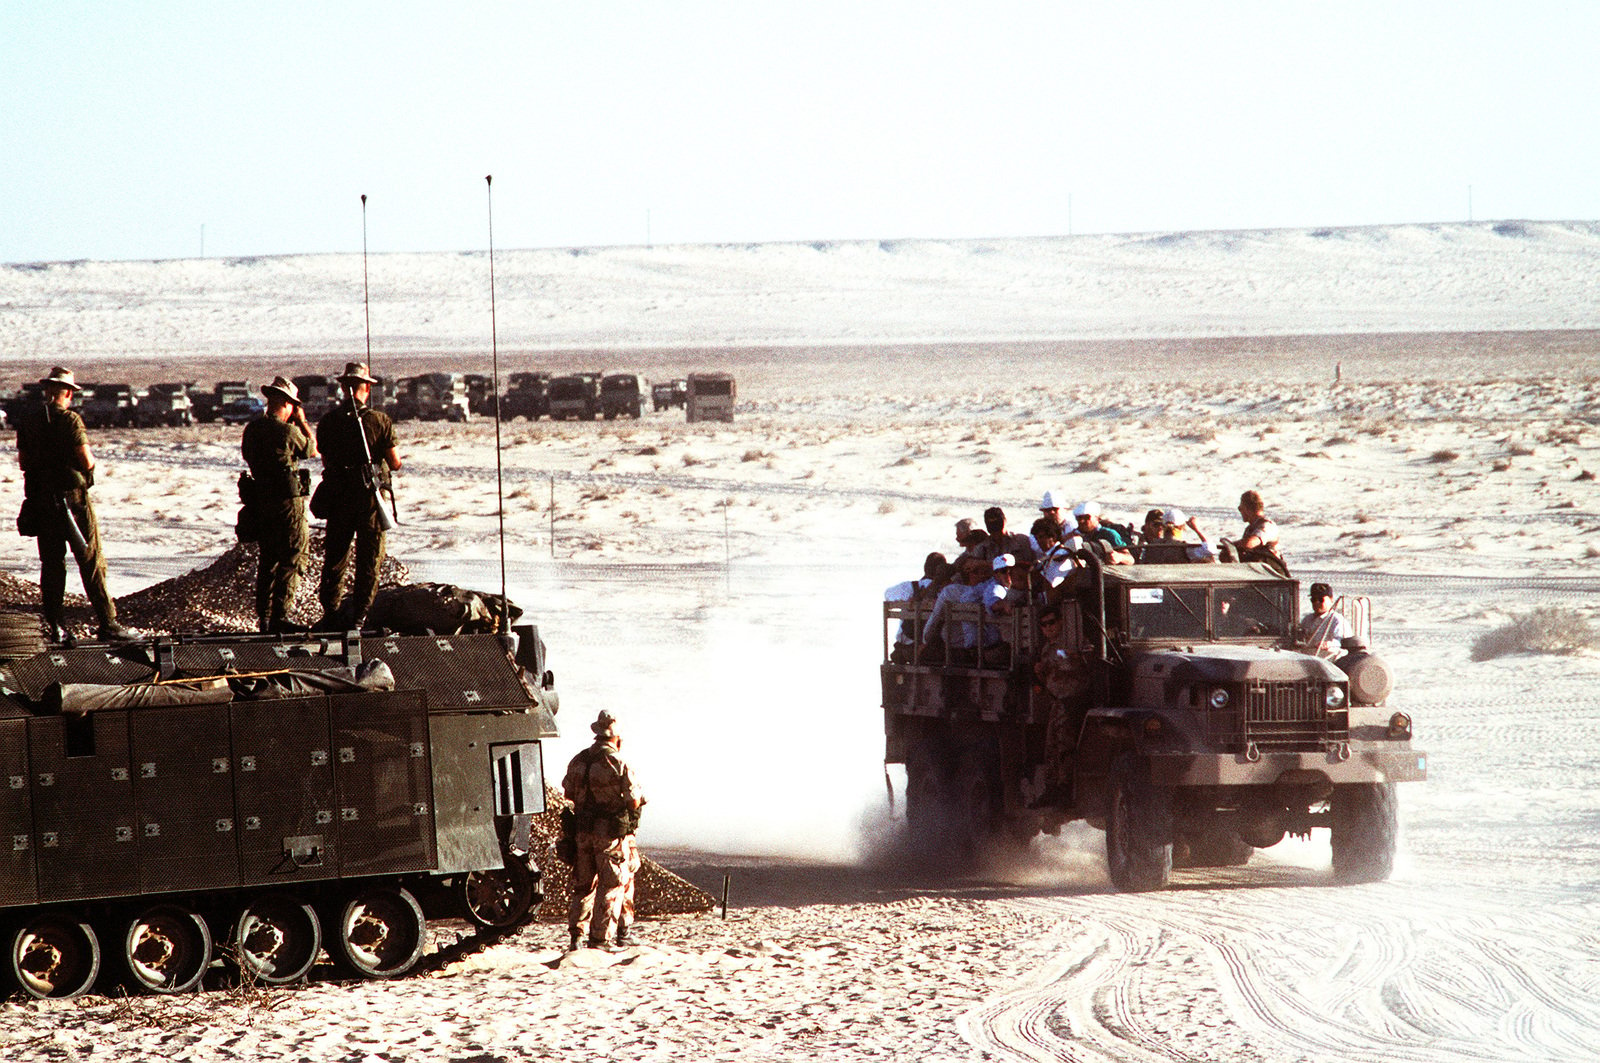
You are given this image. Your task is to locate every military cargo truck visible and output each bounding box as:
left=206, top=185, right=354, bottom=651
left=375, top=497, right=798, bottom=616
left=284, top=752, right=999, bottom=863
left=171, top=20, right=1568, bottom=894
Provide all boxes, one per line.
left=547, top=373, right=601, bottom=421
left=499, top=372, right=550, bottom=421
left=600, top=372, right=648, bottom=419
left=685, top=372, right=735, bottom=422
left=881, top=552, right=1425, bottom=890
left=134, top=383, right=195, bottom=427
left=392, top=373, right=470, bottom=422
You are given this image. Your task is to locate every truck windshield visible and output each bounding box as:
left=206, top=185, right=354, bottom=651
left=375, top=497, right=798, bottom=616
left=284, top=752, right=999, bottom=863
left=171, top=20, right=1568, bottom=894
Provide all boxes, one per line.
left=1214, top=584, right=1295, bottom=638
left=1127, top=586, right=1208, bottom=640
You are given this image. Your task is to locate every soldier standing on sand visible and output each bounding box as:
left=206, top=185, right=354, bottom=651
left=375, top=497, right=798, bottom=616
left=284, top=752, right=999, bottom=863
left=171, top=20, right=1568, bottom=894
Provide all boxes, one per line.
left=562, top=711, right=646, bottom=950
left=314, top=361, right=400, bottom=631
left=14, top=367, right=131, bottom=644
left=241, top=377, right=318, bottom=633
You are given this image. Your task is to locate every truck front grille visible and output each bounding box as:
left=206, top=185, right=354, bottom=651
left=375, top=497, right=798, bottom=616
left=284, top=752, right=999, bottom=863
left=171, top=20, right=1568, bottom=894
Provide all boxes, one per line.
left=1207, top=681, right=1348, bottom=752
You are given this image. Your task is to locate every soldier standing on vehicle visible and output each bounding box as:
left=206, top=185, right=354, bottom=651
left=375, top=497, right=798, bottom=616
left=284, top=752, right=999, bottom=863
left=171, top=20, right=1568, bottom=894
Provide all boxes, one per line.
left=241, top=377, right=318, bottom=633
left=314, top=362, right=400, bottom=631
left=562, top=711, right=646, bottom=950
left=14, top=367, right=131, bottom=644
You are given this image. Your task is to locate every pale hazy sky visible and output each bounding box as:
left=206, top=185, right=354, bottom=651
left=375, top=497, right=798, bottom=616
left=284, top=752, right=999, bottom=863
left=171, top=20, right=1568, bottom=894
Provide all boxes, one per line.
left=4, top=2, right=1597, bottom=264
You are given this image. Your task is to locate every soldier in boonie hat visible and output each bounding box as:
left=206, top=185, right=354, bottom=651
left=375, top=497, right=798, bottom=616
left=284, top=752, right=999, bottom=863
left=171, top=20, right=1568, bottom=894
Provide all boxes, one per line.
left=241, top=374, right=318, bottom=633
left=336, top=361, right=379, bottom=385
left=39, top=366, right=83, bottom=392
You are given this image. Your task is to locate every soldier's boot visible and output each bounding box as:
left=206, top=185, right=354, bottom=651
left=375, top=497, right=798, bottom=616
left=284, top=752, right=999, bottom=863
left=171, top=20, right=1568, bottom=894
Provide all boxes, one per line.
left=615, top=927, right=632, bottom=947
left=97, top=620, right=134, bottom=642
left=45, top=617, right=70, bottom=646
left=569, top=928, right=580, bottom=951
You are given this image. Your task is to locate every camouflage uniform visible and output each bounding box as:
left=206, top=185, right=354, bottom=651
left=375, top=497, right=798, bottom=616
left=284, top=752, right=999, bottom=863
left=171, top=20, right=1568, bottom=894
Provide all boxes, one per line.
left=562, top=732, right=644, bottom=947
left=315, top=399, right=396, bottom=628
left=15, top=400, right=118, bottom=634
left=241, top=414, right=314, bottom=632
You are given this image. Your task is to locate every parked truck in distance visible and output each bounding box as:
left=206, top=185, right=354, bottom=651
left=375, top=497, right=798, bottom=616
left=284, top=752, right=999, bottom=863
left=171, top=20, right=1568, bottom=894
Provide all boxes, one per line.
left=652, top=379, right=688, bottom=412
left=881, top=551, right=1425, bottom=890
left=685, top=372, right=735, bottom=422
left=78, top=384, right=139, bottom=429
left=193, top=381, right=252, bottom=424
left=600, top=372, right=648, bottom=419
left=546, top=373, right=601, bottom=421
left=499, top=372, right=550, bottom=421
left=134, top=383, right=195, bottom=427
left=391, top=373, right=470, bottom=422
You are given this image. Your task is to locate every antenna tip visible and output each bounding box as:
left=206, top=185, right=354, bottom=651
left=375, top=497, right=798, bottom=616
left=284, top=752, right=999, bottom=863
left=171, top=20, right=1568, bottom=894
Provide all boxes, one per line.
left=361, top=194, right=367, bottom=204
left=485, top=174, right=493, bottom=185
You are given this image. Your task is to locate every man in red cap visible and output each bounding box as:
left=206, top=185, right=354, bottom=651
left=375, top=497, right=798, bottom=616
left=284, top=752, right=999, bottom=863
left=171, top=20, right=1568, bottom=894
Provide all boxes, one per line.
left=313, top=362, right=400, bottom=631
left=13, top=366, right=130, bottom=643
left=241, top=376, right=319, bottom=632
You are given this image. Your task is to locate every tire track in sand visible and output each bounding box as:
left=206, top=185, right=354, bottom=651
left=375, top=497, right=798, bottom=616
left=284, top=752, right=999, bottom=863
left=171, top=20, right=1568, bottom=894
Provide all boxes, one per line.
left=963, top=888, right=1600, bottom=1063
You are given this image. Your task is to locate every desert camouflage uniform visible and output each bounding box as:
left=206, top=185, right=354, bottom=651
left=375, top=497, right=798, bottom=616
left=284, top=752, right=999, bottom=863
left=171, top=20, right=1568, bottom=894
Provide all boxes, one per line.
left=315, top=400, right=396, bottom=627
left=241, top=415, right=313, bottom=631
left=562, top=736, right=644, bottom=946
left=15, top=402, right=117, bottom=632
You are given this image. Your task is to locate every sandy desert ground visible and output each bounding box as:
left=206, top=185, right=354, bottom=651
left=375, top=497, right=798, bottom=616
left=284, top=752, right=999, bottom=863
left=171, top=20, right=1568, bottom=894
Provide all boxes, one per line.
left=1, top=324, right=1598, bottom=1061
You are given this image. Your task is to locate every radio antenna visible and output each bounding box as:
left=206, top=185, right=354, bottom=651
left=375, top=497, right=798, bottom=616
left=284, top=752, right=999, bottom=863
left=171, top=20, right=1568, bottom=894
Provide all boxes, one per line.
left=486, top=175, right=509, bottom=635
left=361, top=194, right=372, bottom=364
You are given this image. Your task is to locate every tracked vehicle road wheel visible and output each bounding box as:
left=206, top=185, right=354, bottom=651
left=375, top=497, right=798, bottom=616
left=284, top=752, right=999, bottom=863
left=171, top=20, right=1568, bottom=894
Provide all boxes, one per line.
left=328, top=886, right=426, bottom=979
left=233, top=894, right=322, bottom=985
left=459, top=858, right=540, bottom=929
left=121, top=904, right=212, bottom=994
left=8, top=916, right=101, bottom=999
left=1106, top=754, right=1173, bottom=892
left=1331, top=782, right=1398, bottom=884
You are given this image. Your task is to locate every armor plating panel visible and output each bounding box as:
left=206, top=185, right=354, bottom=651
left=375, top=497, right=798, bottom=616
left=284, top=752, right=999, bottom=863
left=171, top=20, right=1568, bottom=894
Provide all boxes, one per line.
left=361, top=635, right=529, bottom=711
left=231, top=696, right=338, bottom=886
left=0, top=718, right=36, bottom=909
left=331, top=690, right=436, bottom=876
left=130, top=705, right=240, bottom=894
left=28, top=712, right=139, bottom=902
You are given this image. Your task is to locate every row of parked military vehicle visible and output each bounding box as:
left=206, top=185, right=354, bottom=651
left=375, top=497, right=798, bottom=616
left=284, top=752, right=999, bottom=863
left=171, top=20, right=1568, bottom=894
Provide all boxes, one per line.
left=0, top=371, right=736, bottom=429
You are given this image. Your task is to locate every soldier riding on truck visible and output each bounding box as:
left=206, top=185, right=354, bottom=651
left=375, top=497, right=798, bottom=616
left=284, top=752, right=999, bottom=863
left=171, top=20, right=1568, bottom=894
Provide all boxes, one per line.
left=881, top=542, right=1425, bottom=891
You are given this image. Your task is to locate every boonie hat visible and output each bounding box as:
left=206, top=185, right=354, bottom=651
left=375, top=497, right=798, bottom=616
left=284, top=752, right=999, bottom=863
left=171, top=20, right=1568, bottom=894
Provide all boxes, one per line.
left=1072, top=500, right=1101, bottom=519
left=591, top=710, right=619, bottom=736
left=336, top=361, right=379, bottom=385
left=40, top=366, right=81, bottom=391
left=261, top=376, right=303, bottom=405
left=992, top=553, right=1016, bottom=571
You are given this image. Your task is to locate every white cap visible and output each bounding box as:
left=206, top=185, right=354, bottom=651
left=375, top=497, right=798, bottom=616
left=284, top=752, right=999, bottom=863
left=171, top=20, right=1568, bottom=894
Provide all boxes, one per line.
left=1040, top=489, right=1065, bottom=510
left=1072, top=500, right=1100, bottom=519
left=992, top=553, right=1015, bottom=571
left=1163, top=507, right=1188, bottom=525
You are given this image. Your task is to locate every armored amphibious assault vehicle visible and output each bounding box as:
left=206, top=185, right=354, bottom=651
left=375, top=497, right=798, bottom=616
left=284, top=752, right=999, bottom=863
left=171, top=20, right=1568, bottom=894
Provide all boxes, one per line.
left=882, top=551, right=1426, bottom=890
left=0, top=624, right=558, bottom=999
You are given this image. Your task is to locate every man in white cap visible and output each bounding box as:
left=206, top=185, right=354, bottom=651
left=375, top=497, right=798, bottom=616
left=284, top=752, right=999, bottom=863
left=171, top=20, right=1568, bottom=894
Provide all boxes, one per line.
left=14, top=367, right=130, bottom=643
left=314, top=362, right=401, bottom=631
left=1038, top=489, right=1067, bottom=539
left=241, top=376, right=319, bottom=633
left=1071, top=500, right=1134, bottom=565
left=562, top=710, right=646, bottom=950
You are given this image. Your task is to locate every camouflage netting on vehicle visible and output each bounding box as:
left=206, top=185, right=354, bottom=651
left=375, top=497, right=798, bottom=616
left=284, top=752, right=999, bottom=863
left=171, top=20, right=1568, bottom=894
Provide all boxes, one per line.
left=530, top=784, right=714, bottom=922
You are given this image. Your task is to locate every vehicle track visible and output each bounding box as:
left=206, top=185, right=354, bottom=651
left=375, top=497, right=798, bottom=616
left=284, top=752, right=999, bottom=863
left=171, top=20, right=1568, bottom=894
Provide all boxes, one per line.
left=966, top=891, right=1600, bottom=1063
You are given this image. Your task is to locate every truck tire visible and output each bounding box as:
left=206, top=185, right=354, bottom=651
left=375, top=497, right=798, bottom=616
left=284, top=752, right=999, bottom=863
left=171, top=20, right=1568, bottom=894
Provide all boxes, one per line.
left=952, top=750, right=1000, bottom=859
left=1330, top=782, right=1397, bottom=883
left=1106, top=754, right=1173, bottom=892
left=904, top=737, right=949, bottom=856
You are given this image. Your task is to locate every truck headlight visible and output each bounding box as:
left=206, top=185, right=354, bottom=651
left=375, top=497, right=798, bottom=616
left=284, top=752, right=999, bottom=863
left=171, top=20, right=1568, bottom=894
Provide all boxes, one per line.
left=1388, top=712, right=1412, bottom=739
left=1325, top=686, right=1347, bottom=708
left=1208, top=688, right=1230, bottom=710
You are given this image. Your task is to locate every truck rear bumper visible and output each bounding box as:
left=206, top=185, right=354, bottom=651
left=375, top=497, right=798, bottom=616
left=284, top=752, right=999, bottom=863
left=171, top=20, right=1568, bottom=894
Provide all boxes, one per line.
left=1149, top=745, right=1427, bottom=787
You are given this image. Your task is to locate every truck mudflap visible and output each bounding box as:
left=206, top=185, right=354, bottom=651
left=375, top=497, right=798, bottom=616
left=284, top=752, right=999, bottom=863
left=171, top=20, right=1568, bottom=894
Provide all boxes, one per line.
left=1147, top=745, right=1428, bottom=787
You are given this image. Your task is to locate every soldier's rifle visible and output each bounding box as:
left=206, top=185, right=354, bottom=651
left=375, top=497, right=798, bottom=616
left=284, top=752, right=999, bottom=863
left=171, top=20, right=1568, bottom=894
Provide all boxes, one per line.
left=343, top=383, right=399, bottom=532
